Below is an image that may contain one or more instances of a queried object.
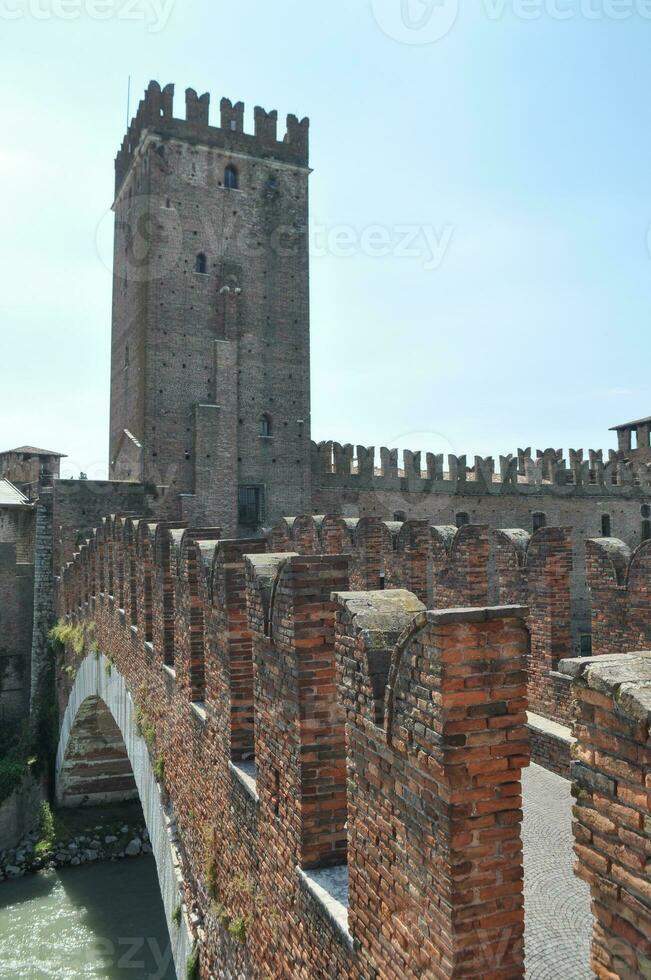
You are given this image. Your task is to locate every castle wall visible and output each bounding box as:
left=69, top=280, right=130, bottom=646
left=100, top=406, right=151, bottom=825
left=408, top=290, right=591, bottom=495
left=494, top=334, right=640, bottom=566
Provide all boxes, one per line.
left=57, top=520, right=533, bottom=979
left=0, top=510, right=35, bottom=724
left=52, top=478, right=157, bottom=570
left=312, top=443, right=651, bottom=655
left=0, top=549, right=33, bottom=723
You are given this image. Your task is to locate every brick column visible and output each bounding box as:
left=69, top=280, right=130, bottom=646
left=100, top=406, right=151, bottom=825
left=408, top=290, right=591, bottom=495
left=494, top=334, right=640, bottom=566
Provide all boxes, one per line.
left=586, top=538, right=633, bottom=656
left=335, top=599, right=530, bottom=978
left=247, top=553, right=349, bottom=870
left=210, top=538, right=266, bottom=760
left=430, top=524, right=490, bottom=608
left=562, top=652, right=651, bottom=979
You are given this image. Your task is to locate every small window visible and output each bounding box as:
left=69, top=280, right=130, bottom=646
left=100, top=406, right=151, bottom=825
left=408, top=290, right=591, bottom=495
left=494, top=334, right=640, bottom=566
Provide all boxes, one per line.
left=260, top=414, right=272, bottom=438
left=532, top=512, right=547, bottom=532
left=601, top=514, right=612, bottom=537
left=224, top=165, right=239, bottom=190
left=643, top=520, right=651, bottom=542
left=195, top=252, right=207, bottom=274
left=642, top=505, right=650, bottom=519
left=455, top=512, right=469, bottom=528
left=580, top=634, right=592, bottom=656
left=393, top=511, right=406, bottom=522
left=238, top=486, right=262, bottom=527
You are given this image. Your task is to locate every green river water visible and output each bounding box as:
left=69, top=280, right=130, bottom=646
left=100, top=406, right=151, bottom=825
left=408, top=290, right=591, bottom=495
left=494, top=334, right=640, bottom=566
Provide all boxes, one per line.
left=0, top=857, right=175, bottom=979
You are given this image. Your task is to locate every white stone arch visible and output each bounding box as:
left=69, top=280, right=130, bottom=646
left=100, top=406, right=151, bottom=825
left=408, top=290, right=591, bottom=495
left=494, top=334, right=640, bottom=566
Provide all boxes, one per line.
left=55, top=652, right=192, bottom=980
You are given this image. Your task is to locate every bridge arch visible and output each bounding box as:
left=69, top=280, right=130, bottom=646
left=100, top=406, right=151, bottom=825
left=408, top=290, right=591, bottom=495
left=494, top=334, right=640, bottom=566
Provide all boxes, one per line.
left=55, top=651, right=192, bottom=979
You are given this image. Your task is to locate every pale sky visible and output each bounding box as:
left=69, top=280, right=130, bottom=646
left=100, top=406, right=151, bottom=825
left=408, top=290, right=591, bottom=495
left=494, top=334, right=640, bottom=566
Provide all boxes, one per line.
left=1, top=0, right=649, bottom=478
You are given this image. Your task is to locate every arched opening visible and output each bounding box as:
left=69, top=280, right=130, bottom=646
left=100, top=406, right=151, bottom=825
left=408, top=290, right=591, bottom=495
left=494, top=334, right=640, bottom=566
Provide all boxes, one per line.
left=532, top=512, right=547, bottom=532
left=224, top=164, right=239, bottom=190
left=57, top=695, right=137, bottom=807
left=56, top=653, right=193, bottom=977
left=260, top=413, right=272, bottom=437
left=195, top=252, right=207, bottom=274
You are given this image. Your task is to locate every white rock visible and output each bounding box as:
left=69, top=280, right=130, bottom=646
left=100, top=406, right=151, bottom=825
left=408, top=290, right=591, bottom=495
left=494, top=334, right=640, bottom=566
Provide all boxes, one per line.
left=125, top=839, right=141, bottom=857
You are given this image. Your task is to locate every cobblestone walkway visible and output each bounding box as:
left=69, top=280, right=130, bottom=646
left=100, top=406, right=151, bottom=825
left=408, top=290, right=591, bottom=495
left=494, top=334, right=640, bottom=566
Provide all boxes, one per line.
left=523, top=763, right=593, bottom=979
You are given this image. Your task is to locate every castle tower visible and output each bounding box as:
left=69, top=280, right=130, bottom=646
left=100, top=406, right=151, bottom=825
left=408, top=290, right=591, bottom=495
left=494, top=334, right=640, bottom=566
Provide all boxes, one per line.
left=109, top=81, right=312, bottom=535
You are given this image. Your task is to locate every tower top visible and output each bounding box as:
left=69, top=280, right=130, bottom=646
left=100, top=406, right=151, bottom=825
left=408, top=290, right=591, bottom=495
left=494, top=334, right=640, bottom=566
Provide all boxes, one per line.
left=114, top=80, right=310, bottom=196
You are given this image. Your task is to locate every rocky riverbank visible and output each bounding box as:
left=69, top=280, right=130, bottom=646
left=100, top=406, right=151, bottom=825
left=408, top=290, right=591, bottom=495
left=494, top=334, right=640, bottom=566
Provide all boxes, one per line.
left=0, top=807, right=152, bottom=880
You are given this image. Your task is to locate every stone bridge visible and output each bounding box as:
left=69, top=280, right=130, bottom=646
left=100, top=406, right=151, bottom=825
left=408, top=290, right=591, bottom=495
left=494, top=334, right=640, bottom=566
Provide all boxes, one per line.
left=54, top=516, right=651, bottom=980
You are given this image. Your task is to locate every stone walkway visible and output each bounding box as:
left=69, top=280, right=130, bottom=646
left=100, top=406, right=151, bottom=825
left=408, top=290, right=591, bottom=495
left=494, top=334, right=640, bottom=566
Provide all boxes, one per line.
left=522, top=763, right=593, bottom=979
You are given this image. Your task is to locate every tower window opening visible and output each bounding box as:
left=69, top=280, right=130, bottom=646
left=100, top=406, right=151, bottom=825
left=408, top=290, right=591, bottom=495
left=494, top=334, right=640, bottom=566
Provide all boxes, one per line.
left=532, top=512, right=547, bottom=532
left=224, top=165, right=239, bottom=190
left=455, top=512, right=469, bottom=528
left=260, top=414, right=272, bottom=438
left=195, top=252, right=207, bottom=274
left=601, top=514, right=612, bottom=537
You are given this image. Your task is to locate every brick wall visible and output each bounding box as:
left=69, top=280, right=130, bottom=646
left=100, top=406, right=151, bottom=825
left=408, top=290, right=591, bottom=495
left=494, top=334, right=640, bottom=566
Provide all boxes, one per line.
left=587, top=538, right=651, bottom=656
left=56, top=519, right=534, bottom=979
left=562, top=652, right=651, bottom=980
left=494, top=527, right=573, bottom=723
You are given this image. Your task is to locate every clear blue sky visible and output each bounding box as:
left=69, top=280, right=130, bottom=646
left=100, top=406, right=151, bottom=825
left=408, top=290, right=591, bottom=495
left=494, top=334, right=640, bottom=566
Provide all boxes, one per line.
left=1, top=0, right=649, bottom=478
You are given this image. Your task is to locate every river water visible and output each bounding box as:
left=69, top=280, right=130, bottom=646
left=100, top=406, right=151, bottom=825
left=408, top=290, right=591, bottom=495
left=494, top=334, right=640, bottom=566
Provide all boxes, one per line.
left=0, top=856, right=175, bottom=979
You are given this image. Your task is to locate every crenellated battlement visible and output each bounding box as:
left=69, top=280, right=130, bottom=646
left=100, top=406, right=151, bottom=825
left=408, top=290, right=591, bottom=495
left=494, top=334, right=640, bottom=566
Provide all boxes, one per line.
left=114, top=79, right=310, bottom=196
left=311, top=440, right=651, bottom=495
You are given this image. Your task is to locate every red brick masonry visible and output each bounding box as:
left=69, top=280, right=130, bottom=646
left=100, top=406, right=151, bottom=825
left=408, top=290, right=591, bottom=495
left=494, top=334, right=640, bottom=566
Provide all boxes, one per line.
left=560, top=652, right=651, bottom=980
left=57, top=515, right=532, bottom=979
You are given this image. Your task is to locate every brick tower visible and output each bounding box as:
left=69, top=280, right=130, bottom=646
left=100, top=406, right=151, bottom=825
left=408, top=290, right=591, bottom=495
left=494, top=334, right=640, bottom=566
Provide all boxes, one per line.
left=108, top=80, right=312, bottom=535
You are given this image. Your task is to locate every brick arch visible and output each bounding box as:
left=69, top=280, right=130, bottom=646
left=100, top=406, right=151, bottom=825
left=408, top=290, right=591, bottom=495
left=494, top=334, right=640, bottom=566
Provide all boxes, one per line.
left=289, top=514, right=320, bottom=554
left=55, top=652, right=193, bottom=979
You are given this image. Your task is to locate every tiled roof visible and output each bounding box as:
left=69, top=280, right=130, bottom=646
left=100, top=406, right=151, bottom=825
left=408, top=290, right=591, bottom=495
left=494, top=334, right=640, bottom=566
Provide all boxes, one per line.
left=0, top=446, right=66, bottom=457
left=610, top=417, right=651, bottom=431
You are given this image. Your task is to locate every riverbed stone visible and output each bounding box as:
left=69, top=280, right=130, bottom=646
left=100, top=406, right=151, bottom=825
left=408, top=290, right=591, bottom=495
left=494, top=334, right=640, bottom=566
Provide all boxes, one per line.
left=125, top=838, right=141, bottom=857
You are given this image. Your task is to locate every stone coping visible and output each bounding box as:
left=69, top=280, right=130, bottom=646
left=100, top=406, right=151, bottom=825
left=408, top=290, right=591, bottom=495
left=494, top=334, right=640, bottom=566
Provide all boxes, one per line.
left=229, top=760, right=258, bottom=803
left=558, top=652, right=651, bottom=725
left=296, top=864, right=352, bottom=949
left=527, top=711, right=575, bottom=744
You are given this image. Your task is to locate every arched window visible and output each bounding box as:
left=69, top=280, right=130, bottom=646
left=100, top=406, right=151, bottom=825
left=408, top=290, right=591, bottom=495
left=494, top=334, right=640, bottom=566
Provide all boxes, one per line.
left=532, top=512, right=547, bottom=532
left=224, top=165, right=239, bottom=190
left=455, top=512, right=469, bottom=528
left=260, top=414, right=272, bottom=438
left=195, top=252, right=207, bottom=274
left=601, top=514, right=612, bottom=537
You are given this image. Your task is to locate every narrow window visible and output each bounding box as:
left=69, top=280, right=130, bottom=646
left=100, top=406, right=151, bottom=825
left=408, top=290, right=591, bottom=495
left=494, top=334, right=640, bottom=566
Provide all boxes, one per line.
left=238, top=486, right=262, bottom=527
left=601, top=514, right=612, bottom=537
left=532, top=512, right=547, bottom=532
left=393, top=510, right=406, bottom=522
left=224, top=165, right=239, bottom=190
left=455, top=512, right=469, bottom=528
left=580, top=634, right=592, bottom=657
left=260, top=414, right=271, bottom=438
left=195, top=252, right=207, bottom=274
